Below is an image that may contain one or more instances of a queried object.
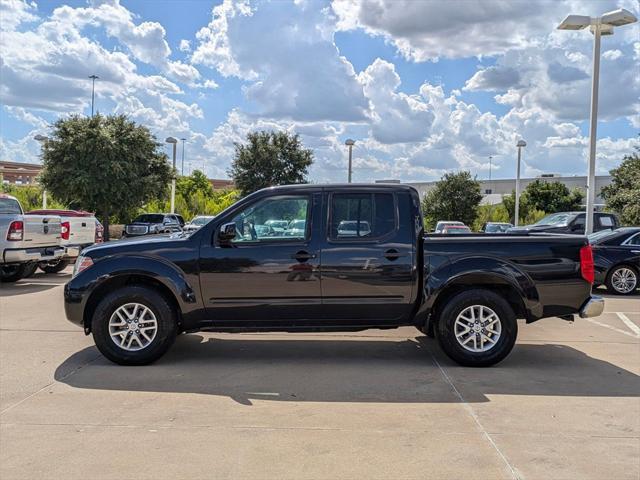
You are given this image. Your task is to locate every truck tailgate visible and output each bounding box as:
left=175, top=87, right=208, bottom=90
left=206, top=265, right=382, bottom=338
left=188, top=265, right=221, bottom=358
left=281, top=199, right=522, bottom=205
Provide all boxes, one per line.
left=23, top=215, right=62, bottom=247
left=66, top=217, right=96, bottom=246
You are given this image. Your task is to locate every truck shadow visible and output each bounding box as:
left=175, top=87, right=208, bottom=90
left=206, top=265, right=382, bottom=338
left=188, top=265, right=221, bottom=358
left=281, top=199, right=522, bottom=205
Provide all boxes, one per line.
left=0, top=272, right=71, bottom=297
left=55, top=335, right=640, bottom=405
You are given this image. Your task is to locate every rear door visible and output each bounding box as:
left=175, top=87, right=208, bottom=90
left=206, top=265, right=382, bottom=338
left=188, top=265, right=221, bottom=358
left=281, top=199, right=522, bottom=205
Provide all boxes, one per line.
left=320, top=189, right=415, bottom=323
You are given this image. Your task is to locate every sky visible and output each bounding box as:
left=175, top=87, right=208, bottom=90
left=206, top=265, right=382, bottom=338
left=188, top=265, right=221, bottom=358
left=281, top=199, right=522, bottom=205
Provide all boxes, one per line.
left=1, top=0, right=638, bottom=183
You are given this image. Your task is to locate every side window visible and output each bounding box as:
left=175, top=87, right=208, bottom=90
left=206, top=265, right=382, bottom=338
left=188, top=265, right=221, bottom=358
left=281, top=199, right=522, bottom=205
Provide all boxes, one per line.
left=230, top=196, right=309, bottom=243
left=572, top=215, right=585, bottom=229
left=330, top=192, right=395, bottom=240
left=626, top=233, right=640, bottom=246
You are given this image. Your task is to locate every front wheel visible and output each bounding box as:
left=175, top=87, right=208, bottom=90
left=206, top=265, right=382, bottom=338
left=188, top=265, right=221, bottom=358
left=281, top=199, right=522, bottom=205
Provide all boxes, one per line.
left=91, top=286, right=177, bottom=365
left=435, top=289, right=518, bottom=367
left=606, top=265, right=638, bottom=295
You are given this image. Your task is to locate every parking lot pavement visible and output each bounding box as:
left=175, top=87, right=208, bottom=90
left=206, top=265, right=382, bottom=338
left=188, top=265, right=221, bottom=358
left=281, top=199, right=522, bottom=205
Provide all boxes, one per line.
left=1, top=270, right=639, bottom=480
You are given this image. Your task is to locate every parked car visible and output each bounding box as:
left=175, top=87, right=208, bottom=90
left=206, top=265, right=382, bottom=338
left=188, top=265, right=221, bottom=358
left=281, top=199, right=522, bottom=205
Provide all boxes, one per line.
left=122, top=213, right=184, bottom=238
left=1, top=194, right=64, bottom=282
left=589, top=227, right=640, bottom=295
left=482, top=222, right=513, bottom=233
left=27, top=209, right=99, bottom=273
left=265, top=219, right=289, bottom=233
left=286, top=219, right=306, bottom=237
left=442, top=225, right=472, bottom=234
left=509, top=211, right=619, bottom=234
left=337, top=220, right=371, bottom=237
left=183, top=215, right=215, bottom=233
left=434, top=221, right=465, bottom=233
left=65, top=184, right=603, bottom=367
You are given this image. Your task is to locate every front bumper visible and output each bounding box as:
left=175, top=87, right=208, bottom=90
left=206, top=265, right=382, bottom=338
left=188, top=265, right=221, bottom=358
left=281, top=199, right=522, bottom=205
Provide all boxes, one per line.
left=579, top=295, right=605, bottom=318
left=3, top=246, right=65, bottom=264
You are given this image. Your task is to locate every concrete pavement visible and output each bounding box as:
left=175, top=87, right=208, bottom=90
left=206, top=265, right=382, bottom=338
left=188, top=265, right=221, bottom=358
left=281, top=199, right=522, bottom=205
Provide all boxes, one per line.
left=1, top=268, right=639, bottom=479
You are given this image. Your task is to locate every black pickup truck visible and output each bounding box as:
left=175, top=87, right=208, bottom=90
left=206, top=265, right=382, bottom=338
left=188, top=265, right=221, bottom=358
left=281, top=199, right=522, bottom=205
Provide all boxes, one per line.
left=64, top=184, right=604, bottom=367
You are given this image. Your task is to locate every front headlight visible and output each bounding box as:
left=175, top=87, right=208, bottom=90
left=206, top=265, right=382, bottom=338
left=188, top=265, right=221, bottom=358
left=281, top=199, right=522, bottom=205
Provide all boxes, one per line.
left=73, top=255, right=94, bottom=277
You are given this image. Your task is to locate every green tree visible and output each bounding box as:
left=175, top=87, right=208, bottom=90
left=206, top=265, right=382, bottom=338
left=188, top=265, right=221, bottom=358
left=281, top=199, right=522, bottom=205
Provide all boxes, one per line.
left=0, top=184, right=65, bottom=212
left=601, top=148, right=640, bottom=225
left=524, top=179, right=583, bottom=213
left=421, top=171, right=483, bottom=230
left=39, top=114, right=172, bottom=240
left=177, top=170, right=213, bottom=199
left=502, top=190, right=531, bottom=224
left=229, top=130, right=314, bottom=196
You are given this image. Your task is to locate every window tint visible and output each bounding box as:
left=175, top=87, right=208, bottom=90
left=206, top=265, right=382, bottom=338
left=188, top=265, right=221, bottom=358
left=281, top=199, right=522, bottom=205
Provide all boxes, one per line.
left=230, top=196, right=309, bottom=243
left=330, top=193, right=395, bottom=240
left=573, top=216, right=585, bottom=228
left=0, top=197, right=22, bottom=215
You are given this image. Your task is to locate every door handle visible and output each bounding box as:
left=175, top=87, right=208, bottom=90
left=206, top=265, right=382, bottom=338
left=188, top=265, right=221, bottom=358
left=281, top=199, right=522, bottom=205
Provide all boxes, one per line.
left=292, top=250, right=316, bottom=262
left=384, top=249, right=402, bottom=261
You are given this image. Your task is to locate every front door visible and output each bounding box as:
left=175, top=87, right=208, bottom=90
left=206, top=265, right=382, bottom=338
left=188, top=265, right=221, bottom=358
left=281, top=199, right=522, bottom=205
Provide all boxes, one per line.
left=320, top=190, right=415, bottom=324
left=199, top=193, right=322, bottom=324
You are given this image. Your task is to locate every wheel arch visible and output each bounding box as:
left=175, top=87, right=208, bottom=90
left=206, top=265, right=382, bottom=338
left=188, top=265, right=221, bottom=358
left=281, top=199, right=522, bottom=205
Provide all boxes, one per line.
left=82, top=274, right=183, bottom=334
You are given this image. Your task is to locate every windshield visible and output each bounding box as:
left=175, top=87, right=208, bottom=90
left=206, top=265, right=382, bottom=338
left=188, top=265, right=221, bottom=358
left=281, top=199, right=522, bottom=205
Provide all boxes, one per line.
left=134, top=214, right=165, bottom=223
left=534, top=213, right=575, bottom=226
left=0, top=197, right=22, bottom=215
left=486, top=223, right=511, bottom=233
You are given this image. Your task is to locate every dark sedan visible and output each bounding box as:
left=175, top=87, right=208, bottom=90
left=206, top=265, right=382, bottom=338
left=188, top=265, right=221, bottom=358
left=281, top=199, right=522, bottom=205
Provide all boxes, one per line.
left=589, top=227, right=640, bottom=295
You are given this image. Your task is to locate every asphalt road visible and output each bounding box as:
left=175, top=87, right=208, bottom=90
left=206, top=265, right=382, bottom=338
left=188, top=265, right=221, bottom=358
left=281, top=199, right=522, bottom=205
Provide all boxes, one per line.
left=1, top=268, right=639, bottom=479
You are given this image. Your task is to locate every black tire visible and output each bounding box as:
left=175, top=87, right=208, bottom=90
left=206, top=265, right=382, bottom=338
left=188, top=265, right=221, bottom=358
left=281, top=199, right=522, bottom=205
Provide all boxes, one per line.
left=1, top=263, right=30, bottom=282
left=38, top=258, right=69, bottom=274
left=91, top=286, right=178, bottom=365
left=435, top=289, right=518, bottom=367
left=21, top=262, right=38, bottom=278
left=605, top=264, right=638, bottom=295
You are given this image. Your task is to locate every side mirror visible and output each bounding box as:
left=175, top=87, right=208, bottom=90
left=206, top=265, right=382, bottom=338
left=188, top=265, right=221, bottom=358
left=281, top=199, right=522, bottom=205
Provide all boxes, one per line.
left=218, top=222, right=237, bottom=242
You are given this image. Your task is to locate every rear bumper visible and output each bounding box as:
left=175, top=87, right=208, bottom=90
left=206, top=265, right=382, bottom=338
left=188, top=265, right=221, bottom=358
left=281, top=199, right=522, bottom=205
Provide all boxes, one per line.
left=2, top=246, right=65, bottom=264
left=579, top=295, right=605, bottom=318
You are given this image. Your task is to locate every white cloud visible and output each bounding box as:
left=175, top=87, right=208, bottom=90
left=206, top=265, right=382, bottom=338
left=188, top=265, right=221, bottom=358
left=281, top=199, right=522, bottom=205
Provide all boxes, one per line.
left=192, top=0, right=369, bottom=122
left=0, top=0, right=37, bottom=31
left=179, top=39, right=191, bottom=52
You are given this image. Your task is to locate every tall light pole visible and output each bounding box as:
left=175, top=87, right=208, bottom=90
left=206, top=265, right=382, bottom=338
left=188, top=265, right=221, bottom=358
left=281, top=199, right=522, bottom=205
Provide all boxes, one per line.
left=88, top=75, right=99, bottom=117
left=345, top=139, right=355, bottom=183
left=165, top=137, right=178, bottom=213
left=557, top=8, right=637, bottom=234
left=488, top=155, right=493, bottom=191
left=180, top=138, right=186, bottom=176
left=515, top=140, right=526, bottom=227
left=34, top=135, right=49, bottom=208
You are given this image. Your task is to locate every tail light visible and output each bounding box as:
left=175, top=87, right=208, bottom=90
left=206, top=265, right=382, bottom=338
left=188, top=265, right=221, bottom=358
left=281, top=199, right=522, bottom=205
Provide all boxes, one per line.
left=61, top=221, right=70, bottom=240
left=6, top=220, right=23, bottom=241
left=580, top=244, right=595, bottom=284
left=95, top=222, right=104, bottom=243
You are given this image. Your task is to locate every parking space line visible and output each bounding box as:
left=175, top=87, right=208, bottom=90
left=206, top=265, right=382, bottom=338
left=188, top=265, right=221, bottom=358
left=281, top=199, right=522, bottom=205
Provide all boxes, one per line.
left=430, top=353, right=521, bottom=480
left=583, top=318, right=639, bottom=339
left=616, top=312, right=640, bottom=337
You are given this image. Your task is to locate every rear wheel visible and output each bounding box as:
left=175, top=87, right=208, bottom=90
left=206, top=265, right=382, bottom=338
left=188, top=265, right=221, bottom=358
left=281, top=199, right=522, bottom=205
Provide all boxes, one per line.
left=606, top=265, right=638, bottom=295
left=1, top=263, right=30, bottom=282
left=38, top=258, right=69, bottom=274
left=435, top=289, right=518, bottom=367
left=91, top=286, right=177, bottom=365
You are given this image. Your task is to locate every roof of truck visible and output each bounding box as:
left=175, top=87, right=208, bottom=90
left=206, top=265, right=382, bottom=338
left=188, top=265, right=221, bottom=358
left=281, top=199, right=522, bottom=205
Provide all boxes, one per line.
left=260, top=183, right=417, bottom=192
left=27, top=209, right=95, bottom=217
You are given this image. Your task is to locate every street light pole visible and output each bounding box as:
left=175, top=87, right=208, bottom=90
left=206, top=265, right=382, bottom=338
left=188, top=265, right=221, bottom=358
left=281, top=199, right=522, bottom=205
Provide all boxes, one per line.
left=557, top=8, right=637, bottom=234
left=345, top=139, right=355, bottom=183
left=166, top=137, right=178, bottom=213
left=180, top=138, right=186, bottom=176
left=88, top=75, right=99, bottom=117
left=34, top=135, right=49, bottom=208
left=515, top=140, right=526, bottom=227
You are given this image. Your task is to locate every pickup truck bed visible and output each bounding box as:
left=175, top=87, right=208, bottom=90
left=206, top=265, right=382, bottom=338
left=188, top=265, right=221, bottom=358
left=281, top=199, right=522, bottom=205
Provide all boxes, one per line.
left=64, top=184, right=603, bottom=367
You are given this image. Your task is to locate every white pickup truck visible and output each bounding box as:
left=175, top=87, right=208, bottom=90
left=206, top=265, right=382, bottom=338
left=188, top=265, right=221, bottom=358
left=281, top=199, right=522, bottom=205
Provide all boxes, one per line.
left=27, top=209, right=101, bottom=273
left=1, top=194, right=65, bottom=282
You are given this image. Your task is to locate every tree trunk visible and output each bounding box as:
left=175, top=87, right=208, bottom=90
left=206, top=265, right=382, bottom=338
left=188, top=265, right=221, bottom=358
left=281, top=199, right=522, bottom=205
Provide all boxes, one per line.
left=102, top=209, right=110, bottom=242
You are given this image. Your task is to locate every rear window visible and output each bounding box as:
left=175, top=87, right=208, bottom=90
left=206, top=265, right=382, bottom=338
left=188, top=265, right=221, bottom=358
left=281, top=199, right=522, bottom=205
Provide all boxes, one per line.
left=599, top=215, right=614, bottom=227
left=330, top=192, right=395, bottom=240
left=0, top=197, right=22, bottom=215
